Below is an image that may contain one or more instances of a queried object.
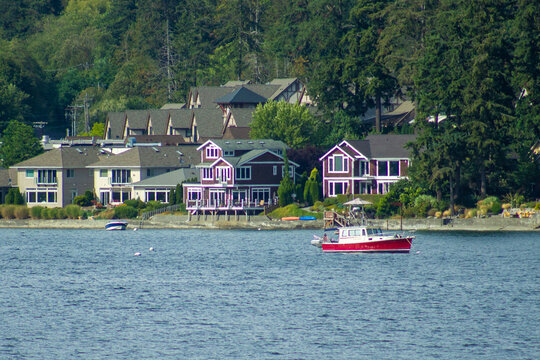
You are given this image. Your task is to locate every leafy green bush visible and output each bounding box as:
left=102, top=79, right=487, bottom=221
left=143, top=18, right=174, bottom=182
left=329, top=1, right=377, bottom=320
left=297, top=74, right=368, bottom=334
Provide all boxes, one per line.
left=323, top=197, right=338, bottom=207
left=113, top=205, right=138, bottom=219
left=30, top=206, right=44, bottom=219
left=478, top=196, right=502, bottom=215
left=124, top=199, right=146, bottom=209
left=14, top=206, right=29, bottom=219
left=73, top=195, right=91, bottom=207
left=145, top=201, right=166, bottom=212
left=414, top=195, right=437, bottom=217
left=56, top=208, right=67, bottom=219
left=65, top=204, right=81, bottom=219
left=48, top=208, right=58, bottom=219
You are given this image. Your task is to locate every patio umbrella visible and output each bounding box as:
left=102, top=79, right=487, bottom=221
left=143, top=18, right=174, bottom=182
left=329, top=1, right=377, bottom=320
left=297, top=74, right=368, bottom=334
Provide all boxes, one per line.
left=343, top=198, right=372, bottom=206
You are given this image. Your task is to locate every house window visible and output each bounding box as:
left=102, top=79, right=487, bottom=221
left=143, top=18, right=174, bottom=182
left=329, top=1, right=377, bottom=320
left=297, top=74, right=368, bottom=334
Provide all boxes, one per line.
left=26, top=169, right=34, bottom=178
left=66, top=169, right=75, bottom=178
left=26, top=189, right=57, bottom=203
left=389, top=161, right=399, bottom=176
left=328, top=181, right=348, bottom=197
left=235, top=167, right=251, bottom=180
left=216, top=167, right=231, bottom=182
left=100, top=169, right=108, bottom=178
left=202, top=168, right=213, bottom=180
left=188, top=189, right=201, bottom=200
left=281, top=165, right=294, bottom=178
left=145, top=190, right=169, bottom=202
left=360, top=161, right=368, bottom=175
left=206, top=146, right=219, bottom=159
left=378, top=161, right=388, bottom=176
left=378, top=182, right=391, bottom=194
left=224, top=150, right=234, bottom=157
left=147, top=169, right=155, bottom=177
left=37, top=170, right=57, bottom=184
left=329, top=155, right=348, bottom=173
left=273, top=166, right=277, bottom=175
left=111, top=169, right=131, bottom=184
left=252, top=188, right=270, bottom=204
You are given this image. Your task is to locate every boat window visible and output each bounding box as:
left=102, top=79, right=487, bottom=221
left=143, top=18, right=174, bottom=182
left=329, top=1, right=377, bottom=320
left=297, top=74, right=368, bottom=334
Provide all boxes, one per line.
left=367, top=228, right=373, bottom=235
left=362, top=229, right=366, bottom=236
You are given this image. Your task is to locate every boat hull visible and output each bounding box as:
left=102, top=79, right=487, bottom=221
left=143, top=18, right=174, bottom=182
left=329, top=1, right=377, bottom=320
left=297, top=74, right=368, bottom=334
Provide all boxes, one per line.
left=321, top=237, right=413, bottom=253
left=105, top=222, right=128, bottom=231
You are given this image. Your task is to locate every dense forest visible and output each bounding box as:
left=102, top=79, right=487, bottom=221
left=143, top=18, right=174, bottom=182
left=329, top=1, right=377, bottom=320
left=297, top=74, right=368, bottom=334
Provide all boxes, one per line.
left=0, top=0, right=539, bottom=202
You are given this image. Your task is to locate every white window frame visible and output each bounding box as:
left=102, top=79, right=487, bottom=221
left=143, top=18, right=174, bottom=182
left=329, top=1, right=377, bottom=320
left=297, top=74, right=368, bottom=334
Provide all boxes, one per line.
left=273, top=165, right=277, bottom=175
left=188, top=188, right=202, bottom=201
left=329, top=155, right=348, bottom=173
left=202, top=168, right=213, bottom=180
left=25, top=169, right=34, bottom=178
left=328, top=181, right=348, bottom=197
left=66, top=169, right=75, bottom=178
left=216, top=166, right=231, bottom=182
left=100, top=169, right=108, bottom=178
left=205, top=145, right=219, bottom=159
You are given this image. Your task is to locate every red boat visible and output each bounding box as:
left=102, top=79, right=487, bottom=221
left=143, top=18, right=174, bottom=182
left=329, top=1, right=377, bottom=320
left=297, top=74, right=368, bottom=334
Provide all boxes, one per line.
left=312, top=226, right=414, bottom=253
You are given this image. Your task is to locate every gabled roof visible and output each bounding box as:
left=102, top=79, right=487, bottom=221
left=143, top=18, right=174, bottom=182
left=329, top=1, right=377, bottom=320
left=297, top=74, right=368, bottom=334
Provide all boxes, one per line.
left=213, top=87, right=267, bottom=105
left=268, top=78, right=299, bottom=100
left=321, top=135, right=416, bottom=161
left=169, top=109, right=193, bottom=129
left=198, top=139, right=287, bottom=152
left=12, top=147, right=105, bottom=168
left=87, top=146, right=198, bottom=168
left=243, top=84, right=279, bottom=99
left=364, top=134, right=416, bottom=158
left=147, top=110, right=170, bottom=135
left=222, top=127, right=251, bottom=140
left=125, top=135, right=186, bottom=146
left=192, top=108, right=225, bottom=139
left=106, top=112, right=126, bottom=139
left=160, top=103, right=185, bottom=110
left=191, top=86, right=233, bottom=109
left=223, top=80, right=251, bottom=86
left=0, top=168, right=17, bottom=187
left=124, top=110, right=149, bottom=130
left=131, top=168, right=199, bottom=187
left=226, top=108, right=254, bottom=128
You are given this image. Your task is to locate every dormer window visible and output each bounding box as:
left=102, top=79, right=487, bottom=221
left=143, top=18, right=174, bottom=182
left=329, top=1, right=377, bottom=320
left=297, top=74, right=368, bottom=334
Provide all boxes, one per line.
left=223, top=150, right=234, bottom=157
left=206, top=145, right=219, bottom=159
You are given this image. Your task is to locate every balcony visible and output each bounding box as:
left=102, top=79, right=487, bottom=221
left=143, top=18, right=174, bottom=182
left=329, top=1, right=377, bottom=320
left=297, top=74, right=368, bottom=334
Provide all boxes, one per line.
left=108, top=177, right=133, bottom=185
left=35, top=177, right=57, bottom=186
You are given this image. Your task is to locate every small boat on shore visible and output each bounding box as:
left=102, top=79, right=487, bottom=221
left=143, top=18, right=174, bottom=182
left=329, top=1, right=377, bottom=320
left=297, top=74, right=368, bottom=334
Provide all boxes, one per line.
left=312, top=226, right=414, bottom=253
left=105, top=221, right=128, bottom=231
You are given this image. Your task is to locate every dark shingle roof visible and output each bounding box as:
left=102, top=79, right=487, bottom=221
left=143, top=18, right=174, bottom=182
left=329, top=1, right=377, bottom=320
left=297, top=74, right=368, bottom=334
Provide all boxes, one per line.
left=214, top=87, right=267, bottom=105
left=222, top=127, right=251, bottom=140
left=347, top=135, right=416, bottom=158
left=148, top=110, right=170, bottom=135
left=124, top=135, right=186, bottom=146
left=227, top=108, right=254, bottom=127
left=169, top=109, right=193, bottom=129
left=210, top=139, right=287, bottom=152
left=193, top=108, right=225, bottom=139
left=125, top=110, right=149, bottom=130
left=87, top=146, right=199, bottom=168
left=192, top=86, right=233, bottom=109
left=12, top=148, right=105, bottom=168
left=106, top=112, right=126, bottom=139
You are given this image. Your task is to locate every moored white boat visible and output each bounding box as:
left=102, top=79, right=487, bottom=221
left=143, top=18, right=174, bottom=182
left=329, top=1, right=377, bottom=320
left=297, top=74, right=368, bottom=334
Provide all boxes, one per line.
left=105, top=221, right=128, bottom=231
left=313, top=226, right=414, bottom=253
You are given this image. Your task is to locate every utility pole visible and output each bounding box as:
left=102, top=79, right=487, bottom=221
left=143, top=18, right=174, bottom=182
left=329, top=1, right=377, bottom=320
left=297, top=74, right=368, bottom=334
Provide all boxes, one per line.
left=65, top=105, right=83, bottom=137
left=84, top=92, right=91, bottom=133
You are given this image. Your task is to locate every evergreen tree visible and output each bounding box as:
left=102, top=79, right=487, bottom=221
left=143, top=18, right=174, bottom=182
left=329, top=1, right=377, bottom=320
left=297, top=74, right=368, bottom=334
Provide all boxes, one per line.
left=0, top=121, right=43, bottom=168
left=277, top=153, right=294, bottom=207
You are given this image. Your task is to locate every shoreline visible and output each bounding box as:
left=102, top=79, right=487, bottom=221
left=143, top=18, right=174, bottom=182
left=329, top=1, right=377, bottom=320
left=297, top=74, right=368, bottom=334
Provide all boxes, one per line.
left=0, top=214, right=538, bottom=231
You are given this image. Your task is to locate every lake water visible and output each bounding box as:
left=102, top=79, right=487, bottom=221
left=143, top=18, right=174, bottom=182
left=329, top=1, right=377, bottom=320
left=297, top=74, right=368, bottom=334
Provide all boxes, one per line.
left=0, top=228, right=538, bottom=359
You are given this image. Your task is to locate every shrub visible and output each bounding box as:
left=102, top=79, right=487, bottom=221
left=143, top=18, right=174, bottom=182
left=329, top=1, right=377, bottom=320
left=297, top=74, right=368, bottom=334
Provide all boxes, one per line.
left=311, top=201, right=324, bottom=212
left=502, top=203, right=511, bottom=210
left=14, top=206, right=29, bottom=219
left=535, top=202, right=540, bottom=211
left=55, top=208, right=67, bottom=219
left=113, top=205, right=138, bottom=219
left=427, top=208, right=438, bottom=217
left=48, top=208, right=58, bottom=219
left=477, top=196, right=502, bottom=215
left=435, top=211, right=442, bottom=218
left=323, top=197, right=338, bottom=207
left=124, top=199, right=146, bottom=209
left=73, top=195, right=91, bottom=207
left=402, top=207, right=417, bottom=218
left=65, top=204, right=81, bottom=219
left=1, top=205, right=16, bottom=219
left=30, top=206, right=44, bottom=219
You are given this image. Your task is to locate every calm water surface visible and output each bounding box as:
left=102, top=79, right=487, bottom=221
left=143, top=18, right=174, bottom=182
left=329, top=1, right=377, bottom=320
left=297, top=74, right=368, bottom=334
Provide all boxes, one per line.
left=0, top=229, right=538, bottom=359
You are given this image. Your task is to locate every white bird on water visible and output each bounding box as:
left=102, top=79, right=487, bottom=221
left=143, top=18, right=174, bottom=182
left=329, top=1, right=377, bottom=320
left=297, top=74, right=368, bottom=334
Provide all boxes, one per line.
left=149, top=247, right=154, bottom=252
left=134, top=252, right=141, bottom=256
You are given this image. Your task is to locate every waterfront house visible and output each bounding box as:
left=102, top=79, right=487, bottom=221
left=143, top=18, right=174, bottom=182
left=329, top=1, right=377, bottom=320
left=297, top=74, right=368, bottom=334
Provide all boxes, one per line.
left=320, top=135, right=416, bottom=197
left=0, top=168, right=17, bottom=204
left=183, top=139, right=298, bottom=214
left=131, top=167, right=199, bottom=203
left=87, top=145, right=198, bottom=205
left=11, top=147, right=105, bottom=207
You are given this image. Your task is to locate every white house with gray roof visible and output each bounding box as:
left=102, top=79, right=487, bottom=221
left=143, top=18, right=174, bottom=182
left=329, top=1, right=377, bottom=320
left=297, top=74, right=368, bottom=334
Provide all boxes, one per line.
left=87, top=146, right=198, bottom=205
left=11, top=147, right=106, bottom=207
